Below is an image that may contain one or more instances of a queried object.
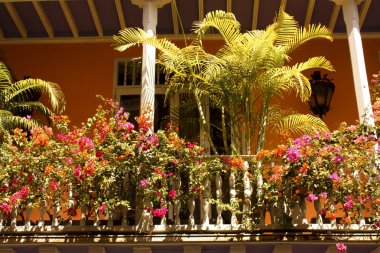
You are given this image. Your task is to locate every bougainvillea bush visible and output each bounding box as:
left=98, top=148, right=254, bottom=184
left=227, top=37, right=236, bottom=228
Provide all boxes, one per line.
left=0, top=96, right=223, bottom=223
left=255, top=71, right=380, bottom=225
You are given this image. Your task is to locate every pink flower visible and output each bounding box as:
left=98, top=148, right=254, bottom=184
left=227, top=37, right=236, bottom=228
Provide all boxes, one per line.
left=343, top=196, right=354, bottom=210
left=169, top=189, right=177, bottom=199
left=65, top=157, right=73, bottom=165
left=98, top=203, right=107, bottom=214
left=336, top=243, right=347, bottom=253
left=329, top=172, right=340, bottom=182
left=152, top=208, right=168, bottom=218
left=333, top=155, right=344, bottom=163
left=140, top=179, right=148, bottom=188
left=188, top=142, right=195, bottom=150
left=286, top=147, right=302, bottom=163
left=306, top=194, right=318, bottom=202
left=50, top=180, right=59, bottom=190
left=319, top=192, right=328, bottom=199
left=0, top=202, right=11, bottom=214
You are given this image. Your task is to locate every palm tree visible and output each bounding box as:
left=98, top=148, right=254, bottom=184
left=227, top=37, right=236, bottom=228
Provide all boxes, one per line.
left=0, top=61, right=66, bottom=133
left=113, top=8, right=334, bottom=155
left=193, top=9, right=334, bottom=154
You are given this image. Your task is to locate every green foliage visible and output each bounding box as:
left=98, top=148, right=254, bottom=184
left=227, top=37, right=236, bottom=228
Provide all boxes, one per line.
left=0, top=61, right=66, bottom=133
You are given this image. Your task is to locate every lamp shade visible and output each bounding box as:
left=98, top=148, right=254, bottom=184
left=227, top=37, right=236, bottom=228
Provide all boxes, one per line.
left=308, top=71, right=335, bottom=118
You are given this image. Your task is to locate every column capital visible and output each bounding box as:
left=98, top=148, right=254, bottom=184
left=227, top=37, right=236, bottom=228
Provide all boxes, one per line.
left=131, top=0, right=171, bottom=8
left=330, top=0, right=364, bottom=5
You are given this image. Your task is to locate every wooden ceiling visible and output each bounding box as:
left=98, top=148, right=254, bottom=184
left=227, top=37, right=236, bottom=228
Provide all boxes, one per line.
left=0, top=0, right=379, bottom=44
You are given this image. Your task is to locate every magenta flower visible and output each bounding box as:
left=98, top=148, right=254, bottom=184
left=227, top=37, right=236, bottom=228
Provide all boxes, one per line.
left=293, top=135, right=312, bottom=147
left=319, top=192, right=328, bottom=199
left=343, top=196, right=354, bottom=210
left=50, top=180, right=59, bottom=190
left=152, top=208, right=168, bottom=218
left=333, top=155, right=344, bottom=163
left=169, top=189, right=177, bottom=199
left=329, top=172, right=340, bottom=181
left=306, top=194, right=318, bottom=202
left=286, top=147, right=302, bottom=163
left=336, top=243, right=347, bottom=253
left=0, top=202, right=11, bottom=214
left=140, top=179, right=148, bottom=188
left=98, top=203, right=107, bottom=214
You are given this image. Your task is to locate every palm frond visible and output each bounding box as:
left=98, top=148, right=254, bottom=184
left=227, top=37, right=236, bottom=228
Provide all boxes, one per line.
left=0, top=113, right=41, bottom=130
left=10, top=101, right=53, bottom=119
left=0, top=61, right=13, bottom=90
left=4, top=78, right=66, bottom=113
left=283, top=24, right=333, bottom=54
left=193, top=10, right=241, bottom=45
left=275, top=113, right=329, bottom=136
left=274, top=9, right=299, bottom=46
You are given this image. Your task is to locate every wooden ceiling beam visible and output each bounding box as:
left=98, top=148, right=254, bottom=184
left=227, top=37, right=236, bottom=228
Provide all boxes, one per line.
left=359, top=0, right=372, bottom=29
left=251, top=0, right=259, bottom=30
left=304, top=0, right=315, bottom=27
left=32, top=0, right=54, bottom=38
left=328, top=4, right=341, bottom=32
left=87, top=0, right=103, bottom=37
left=59, top=0, right=78, bottom=37
left=171, top=0, right=179, bottom=34
left=198, top=0, right=204, bottom=21
left=4, top=2, right=27, bottom=38
left=114, top=0, right=126, bottom=29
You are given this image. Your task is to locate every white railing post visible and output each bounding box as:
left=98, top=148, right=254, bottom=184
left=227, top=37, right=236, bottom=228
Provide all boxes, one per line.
left=215, top=173, right=223, bottom=226
left=80, top=203, right=86, bottom=226
left=229, top=172, right=238, bottom=226
left=202, top=178, right=211, bottom=226
left=243, top=162, right=252, bottom=226
left=256, top=161, right=265, bottom=224
left=174, top=177, right=181, bottom=225
left=10, top=206, right=17, bottom=228
left=25, top=202, right=33, bottom=227
left=38, top=200, right=46, bottom=227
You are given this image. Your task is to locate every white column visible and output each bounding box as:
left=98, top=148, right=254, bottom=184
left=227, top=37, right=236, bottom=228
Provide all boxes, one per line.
left=131, top=0, right=170, bottom=132
left=332, top=0, right=374, bottom=125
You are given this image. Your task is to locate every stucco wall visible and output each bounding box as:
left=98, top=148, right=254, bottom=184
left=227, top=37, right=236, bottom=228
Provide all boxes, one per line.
left=1, top=38, right=379, bottom=131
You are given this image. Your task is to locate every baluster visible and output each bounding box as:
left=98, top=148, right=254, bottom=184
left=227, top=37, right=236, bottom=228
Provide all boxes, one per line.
left=243, top=162, right=252, bottom=226
left=10, top=206, right=17, bottom=228
left=330, top=203, right=336, bottom=227
left=256, top=161, right=265, bottom=224
left=38, top=200, right=46, bottom=227
left=0, top=212, right=3, bottom=228
left=229, top=172, right=238, bottom=226
left=25, top=202, right=33, bottom=228
left=188, top=174, right=195, bottom=225
left=174, top=177, right=181, bottom=225
left=215, top=173, right=223, bottom=226
left=94, top=208, right=100, bottom=227
left=188, top=198, right=195, bottom=225
left=314, top=199, right=323, bottom=225
left=52, top=199, right=60, bottom=226
left=68, top=183, right=73, bottom=226
left=168, top=178, right=174, bottom=222
left=160, top=202, right=167, bottom=226
left=80, top=203, right=86, bottom=226
left=140, top=199, right=153, bottom=230
left=121, top=174, right=128, bottom=226
left=202, top=178, right=211, bottom=226
left=354, top=170, right=366, bottom=225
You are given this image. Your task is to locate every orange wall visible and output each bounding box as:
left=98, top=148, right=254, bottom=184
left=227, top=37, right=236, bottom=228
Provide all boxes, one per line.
left=1, top=37, right=380, bottom=130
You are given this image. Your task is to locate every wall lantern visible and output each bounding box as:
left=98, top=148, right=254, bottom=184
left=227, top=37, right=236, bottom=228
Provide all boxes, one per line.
left=308, top=71, right=335, bottom=119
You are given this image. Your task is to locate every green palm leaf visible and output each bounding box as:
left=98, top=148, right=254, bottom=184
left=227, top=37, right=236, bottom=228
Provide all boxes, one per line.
left=4, top=78, right=65, bottom=113
left=275, top=113, right=329, bottom=135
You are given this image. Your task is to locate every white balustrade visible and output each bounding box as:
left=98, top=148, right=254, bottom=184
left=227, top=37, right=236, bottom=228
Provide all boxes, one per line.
left=215, top=173, right=223, bottom=226
left=229, top=172, right=238, bottom=226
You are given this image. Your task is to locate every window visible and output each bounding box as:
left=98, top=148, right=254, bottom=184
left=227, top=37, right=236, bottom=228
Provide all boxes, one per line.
left=113, top=57, right=170, bottom=130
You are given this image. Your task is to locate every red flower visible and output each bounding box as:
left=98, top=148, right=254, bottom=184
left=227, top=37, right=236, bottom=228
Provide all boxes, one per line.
left=169, top=189, right=177, bottom=199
